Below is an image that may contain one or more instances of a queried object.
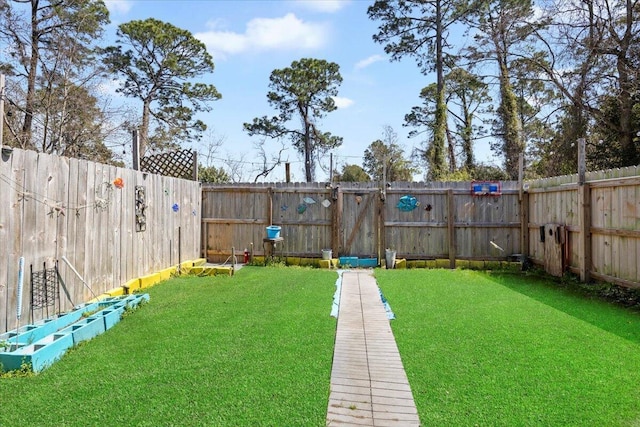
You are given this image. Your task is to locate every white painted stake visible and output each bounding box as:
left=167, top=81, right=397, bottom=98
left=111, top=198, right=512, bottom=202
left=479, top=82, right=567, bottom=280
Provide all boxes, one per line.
left=16, top=257, right=24, bottom=321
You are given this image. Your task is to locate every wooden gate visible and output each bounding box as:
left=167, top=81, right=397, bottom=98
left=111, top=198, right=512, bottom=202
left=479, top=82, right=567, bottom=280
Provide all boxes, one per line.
left=337, top=187, right=381, bottom=259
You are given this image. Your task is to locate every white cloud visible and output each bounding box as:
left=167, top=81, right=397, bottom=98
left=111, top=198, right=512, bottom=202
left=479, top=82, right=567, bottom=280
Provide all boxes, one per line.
left=195, top=13, right=329, bottom=60
left=294, top=0, right=350, bottom=13
left=332, top=96, right=354, bottom=109
left=355, top=54, right=385, bottom=70
left=104, top=0, right=132, bottom=15
left=97, top=78, right=123, bottom=96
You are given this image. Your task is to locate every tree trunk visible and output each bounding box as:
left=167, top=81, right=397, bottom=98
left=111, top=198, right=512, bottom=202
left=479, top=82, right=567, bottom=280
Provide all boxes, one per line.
left=492, top=20, right=524, bottom=180
left=615, top=1, right=638, bottom=165
left=431, top=0, right=448, bottom=179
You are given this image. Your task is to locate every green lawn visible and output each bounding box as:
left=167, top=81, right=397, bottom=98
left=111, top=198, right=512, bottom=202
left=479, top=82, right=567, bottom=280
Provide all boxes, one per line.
left=375, top=269, right=640, bottom=426
left=0, top=267, right=337, bottom=426
left=4, top=267, right=640, bottom=426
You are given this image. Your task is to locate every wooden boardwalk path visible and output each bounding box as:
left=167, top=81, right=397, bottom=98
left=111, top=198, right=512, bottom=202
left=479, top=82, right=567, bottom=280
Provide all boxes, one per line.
left=327, top=271, right=420, bottom=426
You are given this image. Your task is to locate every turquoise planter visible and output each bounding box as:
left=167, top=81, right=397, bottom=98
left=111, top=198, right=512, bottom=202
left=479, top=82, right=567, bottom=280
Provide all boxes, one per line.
left=60, top=316, right=106, bottom=345
left=0, top=293, right=150, bottom=373
left=358, top=258, right=378, bottom=268
left=101, top=306, right=126, bottom=330
left=2, top=333, right=74, bottom=372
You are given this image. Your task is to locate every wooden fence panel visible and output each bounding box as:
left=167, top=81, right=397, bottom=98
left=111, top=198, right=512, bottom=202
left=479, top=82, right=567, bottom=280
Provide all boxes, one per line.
left=273, top=184, right=332, bottom=257
left=202, top=185, right=271, bottom=262
left=0, top=148, right=201, bottom=332
left=381, top=182, right=520, bottom=260
left=527, top=168, right=640, bottom=288
left=384, top=188, right=448, bottom=259
left=202, top=181, right=522, bottom=263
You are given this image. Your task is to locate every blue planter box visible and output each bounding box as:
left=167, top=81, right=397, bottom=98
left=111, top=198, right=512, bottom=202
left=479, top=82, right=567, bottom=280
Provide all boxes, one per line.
left=0, top=293, right=149, bottom=373
left=0, top=302, right=104, bottom=350
left=358, top=258, right=378, bottom=268
left=60, top=316, right=106, bottom=345
left=339, top=257, right=358, bottom=267
left=101, top=306, right=126, bottom=330
left=2, top=332, right=73, bottom=372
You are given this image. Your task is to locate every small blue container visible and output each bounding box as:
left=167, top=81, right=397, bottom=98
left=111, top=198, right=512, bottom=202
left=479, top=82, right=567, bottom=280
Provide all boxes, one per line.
left=266, top=225, right=281, bottom=239
left=358, top=258, right=378, bottom=268
left=339, top=257, right=358, bottom=267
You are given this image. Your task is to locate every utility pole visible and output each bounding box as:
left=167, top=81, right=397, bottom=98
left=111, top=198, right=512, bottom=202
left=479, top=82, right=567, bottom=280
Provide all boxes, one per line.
left=329, top=153, right=333, bottom=182
left=132, top=129, right=140, bottom=170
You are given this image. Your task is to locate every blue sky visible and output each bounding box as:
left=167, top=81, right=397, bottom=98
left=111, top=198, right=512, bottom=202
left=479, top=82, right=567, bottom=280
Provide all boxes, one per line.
left=104, top=0, right=496, bottom=181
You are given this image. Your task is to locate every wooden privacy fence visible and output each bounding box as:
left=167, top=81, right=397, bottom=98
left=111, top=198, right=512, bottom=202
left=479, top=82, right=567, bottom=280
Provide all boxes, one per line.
left=526, top=165, right=640, bottom=289
left=203, top=169, right=640, bottom=290
left=201, top=181, right=523, bottom=264
left=0, top=148, right=201, bottom=333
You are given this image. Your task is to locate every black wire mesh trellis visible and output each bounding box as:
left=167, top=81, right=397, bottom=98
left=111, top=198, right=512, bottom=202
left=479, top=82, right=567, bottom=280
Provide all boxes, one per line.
left=30, top=262, right=59, bottom=319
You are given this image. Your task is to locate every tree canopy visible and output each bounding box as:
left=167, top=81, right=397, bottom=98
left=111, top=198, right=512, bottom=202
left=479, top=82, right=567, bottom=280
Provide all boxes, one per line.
left=363, top=126, right=417, bottom=182
left=333, top=164, right=371, bottom=182
left=0, top=0, right=109, bottom=156
left=0, top=0, right=638, bottom=177
left=368, top=0, right=469, bottom=180
left=244, top=58, right=343, bottom=182
left=102, top=18, right=221, bottom=157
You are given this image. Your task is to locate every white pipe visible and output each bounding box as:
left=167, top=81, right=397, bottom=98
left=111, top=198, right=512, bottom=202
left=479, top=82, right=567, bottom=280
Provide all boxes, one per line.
left=61, top=256, right=98, bottom=300
left=490, top=241, right=505, bottom=252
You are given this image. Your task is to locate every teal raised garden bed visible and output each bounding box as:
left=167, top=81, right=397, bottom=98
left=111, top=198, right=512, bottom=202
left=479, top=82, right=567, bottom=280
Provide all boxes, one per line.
left=0, top=293, right=149, bottom=372
left=3, top=333, right=74, bottom=372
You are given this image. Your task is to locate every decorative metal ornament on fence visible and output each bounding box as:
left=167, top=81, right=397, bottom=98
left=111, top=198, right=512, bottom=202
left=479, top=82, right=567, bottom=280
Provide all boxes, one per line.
left=397, top=195, right=420, bottom=212
left=135, top=186, right=146, bottom=232
left=113, top=177, right=124, bottom=189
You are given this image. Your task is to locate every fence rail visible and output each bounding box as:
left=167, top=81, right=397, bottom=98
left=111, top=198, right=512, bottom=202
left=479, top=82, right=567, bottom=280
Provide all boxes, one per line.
left=0, top=148, right=201, bottom=333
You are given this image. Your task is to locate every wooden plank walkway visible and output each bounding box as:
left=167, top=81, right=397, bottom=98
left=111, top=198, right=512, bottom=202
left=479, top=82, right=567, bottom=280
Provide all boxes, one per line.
left=327, top=271, right=420, bottom=426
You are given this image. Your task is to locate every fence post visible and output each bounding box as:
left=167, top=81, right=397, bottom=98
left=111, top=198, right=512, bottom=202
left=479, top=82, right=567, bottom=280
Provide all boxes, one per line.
left=378, top=188, right=386, bottom=266
left=267, top=187, right=273, bottom=226
left=447, top=189, right=456, bottom=268
left=192, top=151, right=198, bottom=181
left=518, top=154, right=529, bottom=257
left=132, top=129, right=140, bottom=171
left=331, top=186, right=342, bottom=257
left=577, top=138, right=591, bottom=281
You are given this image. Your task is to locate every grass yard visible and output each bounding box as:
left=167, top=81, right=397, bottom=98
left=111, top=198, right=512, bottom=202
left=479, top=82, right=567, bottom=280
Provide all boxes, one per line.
left=0, top=267, right=337, bottom=426
left=4, top=266, right=640, bottom=426
left=375, top=269, right=640, bottom=426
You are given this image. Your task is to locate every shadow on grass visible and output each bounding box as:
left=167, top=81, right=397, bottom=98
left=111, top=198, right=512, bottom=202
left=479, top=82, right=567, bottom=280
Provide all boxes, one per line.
left=483, top=271, right=640, bottom=346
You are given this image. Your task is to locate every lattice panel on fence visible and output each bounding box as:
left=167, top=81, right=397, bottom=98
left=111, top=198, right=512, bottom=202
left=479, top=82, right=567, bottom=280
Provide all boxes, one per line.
left=140, top=149, right=196, bottom=180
